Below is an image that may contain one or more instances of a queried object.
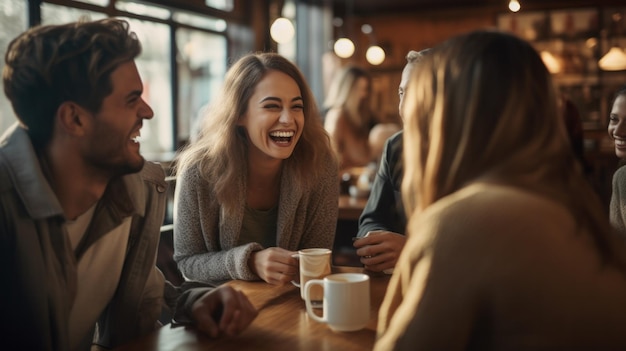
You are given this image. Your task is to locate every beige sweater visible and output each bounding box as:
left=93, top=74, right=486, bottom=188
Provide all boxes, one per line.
left=376, top=182, right=626, bottom=351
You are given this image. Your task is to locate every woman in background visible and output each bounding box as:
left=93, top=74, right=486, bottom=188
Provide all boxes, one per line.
left=324, top=65, right=399, bottom=172
left=174, top=53, right=338, bottom=285
left=376, top=30, right=626, bottom=350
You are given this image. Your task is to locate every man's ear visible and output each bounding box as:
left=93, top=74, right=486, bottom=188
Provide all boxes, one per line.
left=56, top=102, right=89, bottom=136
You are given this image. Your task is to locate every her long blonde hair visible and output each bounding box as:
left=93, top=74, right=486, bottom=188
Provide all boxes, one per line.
left=401, top=30, right=622, bottom=265
left=175, top=53, right=333, bottom=214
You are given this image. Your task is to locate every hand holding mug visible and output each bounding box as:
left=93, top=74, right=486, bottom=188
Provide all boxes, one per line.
left=248, top=247, right=298, bottom=285
left=353, top=230, right=406, bottom=273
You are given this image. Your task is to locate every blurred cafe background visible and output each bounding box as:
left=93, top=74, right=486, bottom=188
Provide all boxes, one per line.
left=1, top=0, right=625, bottom=209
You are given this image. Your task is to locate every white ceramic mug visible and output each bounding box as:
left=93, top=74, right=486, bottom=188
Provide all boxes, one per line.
left=304, top=273, right=370, bottom=332
left=291, top=248, right=332, bottom=301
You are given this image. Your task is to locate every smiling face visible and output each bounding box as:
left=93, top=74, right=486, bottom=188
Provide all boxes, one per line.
left=608, top=94, right=626, bottom=159
left=238, top=69, right=305, bottom=163
left=82, top=60, right=154, bottom=177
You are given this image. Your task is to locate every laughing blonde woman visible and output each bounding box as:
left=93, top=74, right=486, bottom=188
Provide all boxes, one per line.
left=174, top=53, right=338, bottom=285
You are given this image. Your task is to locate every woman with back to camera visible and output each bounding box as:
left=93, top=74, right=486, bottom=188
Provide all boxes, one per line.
left=608, top=85, right=626, bottom=237
left=173, top=53, right=338, bottom=285
left=375, top=30, right=626, bottom=350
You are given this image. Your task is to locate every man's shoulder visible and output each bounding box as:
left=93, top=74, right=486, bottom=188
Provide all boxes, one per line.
left=384, top=130, right=403, bottom=153
left=0, top=125, right=29, bottom=192
left=0, top=140, right=10, bottom=185
left=123, top=161, right=167, bottom=196
left=382, top=130, right=403, bottom=171
left=387, top=130, right=403, bottom=144
left=139, top=161, right=166, bottom=184
left=0, top=154, right=13, bottom=193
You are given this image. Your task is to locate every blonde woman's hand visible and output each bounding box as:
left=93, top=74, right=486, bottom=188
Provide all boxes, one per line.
left=249, top=247, right=298, bottom=285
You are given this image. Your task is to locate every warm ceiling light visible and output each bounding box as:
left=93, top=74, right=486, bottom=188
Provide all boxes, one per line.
left=540, top=50, right=561, bottom=74
left=334, top=38, right=355, bottom=58
left=508, top=0, right=520, bottom=12
left=599, top=47, right=626, bottom=71
left=366, top=45, right=385, bottom=65
left=270, top=17, right=295, bottom=44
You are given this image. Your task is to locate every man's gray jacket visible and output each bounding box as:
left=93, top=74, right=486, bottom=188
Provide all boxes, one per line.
left=0, top=124, right=203, bottom=350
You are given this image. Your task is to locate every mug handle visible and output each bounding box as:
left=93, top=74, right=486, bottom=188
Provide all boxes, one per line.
left=304, top=279, right=326, bottom=323
left=291, top=253, right=300, bottom=287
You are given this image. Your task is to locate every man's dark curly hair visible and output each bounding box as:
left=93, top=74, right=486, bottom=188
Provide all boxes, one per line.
left=3, top=18, right=141, bottom=149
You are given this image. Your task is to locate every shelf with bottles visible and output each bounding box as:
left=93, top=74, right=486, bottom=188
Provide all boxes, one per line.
left=600, top=6, right=626, bottom=43
left=497, top=6, right=626, bottom=73
left=558, top=79, right=626, bottom=132
left=497, top=8, right=600, bottom=42
left=499, top=6, right=626, bottom=133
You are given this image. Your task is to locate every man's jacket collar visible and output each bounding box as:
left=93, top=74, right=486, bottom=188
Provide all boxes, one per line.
left=0, top=123, right=145, bottom=220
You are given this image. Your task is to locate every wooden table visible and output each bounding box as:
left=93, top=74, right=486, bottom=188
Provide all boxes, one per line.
left=338, top=195, right=368, bottom=221
left=114, top=266, right=390, bottom=351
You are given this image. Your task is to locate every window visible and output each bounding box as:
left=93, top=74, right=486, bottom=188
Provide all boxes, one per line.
left=71, top=0, right=108, bottom=6
left=0, top=0, right=27, bottom=133
left=116, top=1, right=171, bottom=19
left=42, top=3, right=106, bottom=25
left=176, top=28, right=227, bottom=142
left=205, top=0, right=234, bottom=12
left=124, top=17, right=174, bottom=156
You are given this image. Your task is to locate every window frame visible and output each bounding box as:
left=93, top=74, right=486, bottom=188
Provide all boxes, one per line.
left=21, top=0, right=245, bottom=159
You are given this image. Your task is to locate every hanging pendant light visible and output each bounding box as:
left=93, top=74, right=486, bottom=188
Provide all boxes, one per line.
left=540, top=51, right=561, bottom=74
left=508, top=0, right=520, bottom=13
left=334, top=38, right=355, bottom=58
left=599, top=47, right=626, bottom=71
left=332, top=0, right=356, bottom=59
left=270, top=17, right=295, bottom=44
left=366, top=45, right=385, bottom=65
left=599, top=12, right=626, bottom=71
left=361, top=23, right=385, bottom=65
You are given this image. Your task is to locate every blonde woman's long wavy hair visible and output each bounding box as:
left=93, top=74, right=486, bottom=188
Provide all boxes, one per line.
left=401, top=30, right=622, bottom=266
left=175, top=53, right=333, bottom=215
